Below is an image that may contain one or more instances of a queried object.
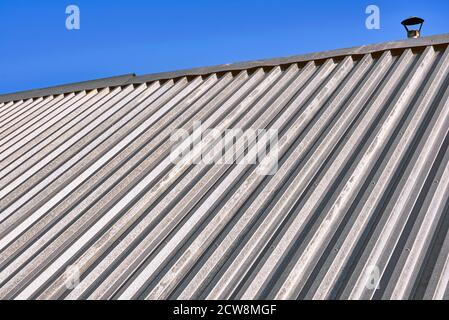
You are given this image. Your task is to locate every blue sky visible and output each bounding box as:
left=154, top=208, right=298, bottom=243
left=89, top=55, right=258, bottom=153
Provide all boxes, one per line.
left=0, top=0, right=448, bottom=94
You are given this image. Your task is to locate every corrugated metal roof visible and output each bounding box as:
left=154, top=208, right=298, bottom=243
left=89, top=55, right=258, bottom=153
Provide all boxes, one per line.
left=1, top=34, right=449, bottom=300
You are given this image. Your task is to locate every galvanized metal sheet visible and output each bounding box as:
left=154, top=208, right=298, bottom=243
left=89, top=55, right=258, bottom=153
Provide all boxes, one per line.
left=1, top=35, right=449, bottom=300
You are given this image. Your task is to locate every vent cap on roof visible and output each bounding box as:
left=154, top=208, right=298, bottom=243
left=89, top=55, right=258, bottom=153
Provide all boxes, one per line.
left=401, top=17, right=425, bottom=38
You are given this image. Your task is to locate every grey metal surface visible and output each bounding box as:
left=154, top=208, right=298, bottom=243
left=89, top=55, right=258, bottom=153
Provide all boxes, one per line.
left=1, top=35, right=449, bottom=300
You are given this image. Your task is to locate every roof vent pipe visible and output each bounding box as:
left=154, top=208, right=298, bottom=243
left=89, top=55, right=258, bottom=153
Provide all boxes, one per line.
left=401, top=17, right=425, bottom=38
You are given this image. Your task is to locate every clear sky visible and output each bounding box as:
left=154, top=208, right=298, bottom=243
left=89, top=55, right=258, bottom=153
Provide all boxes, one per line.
left=1, top=0, right=448, bottom=94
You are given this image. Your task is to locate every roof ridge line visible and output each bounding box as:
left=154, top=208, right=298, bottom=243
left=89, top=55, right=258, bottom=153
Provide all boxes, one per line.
left=1, top=32, right=449, bottom=103
left=0, top=74, right=136, bottom=104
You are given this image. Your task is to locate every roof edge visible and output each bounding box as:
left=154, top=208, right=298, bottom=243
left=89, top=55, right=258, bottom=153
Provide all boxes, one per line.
left=131, top=32, right=449, bottom=83
left=0, top=74, right=136, bottom=104
left=1, top=33, right=449, bottom=103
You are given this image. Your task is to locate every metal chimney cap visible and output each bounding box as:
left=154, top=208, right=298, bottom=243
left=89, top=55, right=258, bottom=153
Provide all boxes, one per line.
left=401, top=17, right=424, bottom=38
left=401, top=17, right=425, bottom=26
